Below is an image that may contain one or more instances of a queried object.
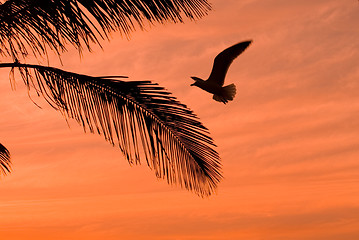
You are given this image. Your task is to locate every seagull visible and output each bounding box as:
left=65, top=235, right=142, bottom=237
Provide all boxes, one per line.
left=190, top=40, right=252, bottom=104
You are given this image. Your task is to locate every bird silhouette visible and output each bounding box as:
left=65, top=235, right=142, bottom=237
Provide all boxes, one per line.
left=190, top=40, right=252, bottom=104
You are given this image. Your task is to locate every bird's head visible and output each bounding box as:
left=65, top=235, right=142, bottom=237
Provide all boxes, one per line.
left=190, top=76, right=203, bottom=86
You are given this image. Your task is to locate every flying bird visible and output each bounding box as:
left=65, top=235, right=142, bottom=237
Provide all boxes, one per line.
left=190, top=40, right=252, bottom=104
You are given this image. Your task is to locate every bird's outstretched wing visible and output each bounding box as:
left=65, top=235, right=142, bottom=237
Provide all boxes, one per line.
left=207, top=40, right=252, bottom=86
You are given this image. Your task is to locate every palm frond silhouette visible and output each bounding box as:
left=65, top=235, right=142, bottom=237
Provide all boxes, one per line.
left=0, top=0, right=211, bottom=60
left=0, top=143, right=11, bottom=176
left=0, top=0, right=222, bottom=196
left=1, top=62, right=221, bottom=196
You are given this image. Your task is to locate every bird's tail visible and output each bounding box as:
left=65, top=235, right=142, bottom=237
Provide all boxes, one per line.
left=213, top=84, right=236, bottom=104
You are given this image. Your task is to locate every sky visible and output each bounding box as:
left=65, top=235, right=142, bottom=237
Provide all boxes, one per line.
left=1, top=0, right=359, bottom=239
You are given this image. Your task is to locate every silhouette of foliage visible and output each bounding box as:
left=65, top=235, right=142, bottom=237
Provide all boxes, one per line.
left=0, top=0, right=211, bottom=60
left=0, top=62, right=221, bottom=196
left=0, top=143, right=11, bottom=176
left=0, top=0, right=222, bottom=196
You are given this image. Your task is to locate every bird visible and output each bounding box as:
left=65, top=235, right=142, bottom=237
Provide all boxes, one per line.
left=190, top=40, right=252, bottom=104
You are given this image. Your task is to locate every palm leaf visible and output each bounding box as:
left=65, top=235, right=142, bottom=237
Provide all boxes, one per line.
left=0, top=62, right=222, bottom=196
left=0, top=143, right=11, bottom=176
left=0, top=0, right=211, bottom=60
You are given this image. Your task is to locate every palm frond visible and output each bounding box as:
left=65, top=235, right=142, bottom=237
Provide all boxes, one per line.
left=0, top=143, right=11, bottom=176
left=0, top=0, right=211, bottom=60
left=0, top=62, right=221, bottom=196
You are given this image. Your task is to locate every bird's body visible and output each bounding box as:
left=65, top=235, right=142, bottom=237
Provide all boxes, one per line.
left=190, top=78, right=224, bottom=94
left=191, top=40, right=252, bottom=104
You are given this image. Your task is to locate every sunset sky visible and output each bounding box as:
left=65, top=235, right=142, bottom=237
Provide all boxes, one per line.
left=1, top=0, right=359, bottom=239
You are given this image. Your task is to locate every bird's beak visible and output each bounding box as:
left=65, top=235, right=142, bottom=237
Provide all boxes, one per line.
left=190, top=76, right=197, bottom=86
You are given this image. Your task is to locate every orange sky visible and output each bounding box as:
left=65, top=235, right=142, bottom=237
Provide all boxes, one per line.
left=1, top=0, right=359, bottom=239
